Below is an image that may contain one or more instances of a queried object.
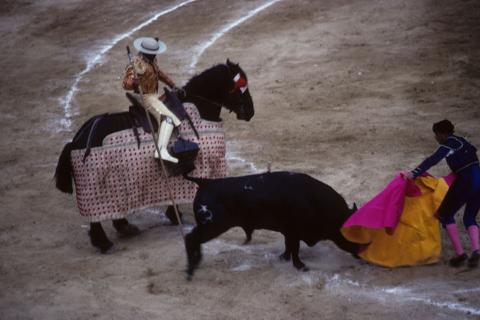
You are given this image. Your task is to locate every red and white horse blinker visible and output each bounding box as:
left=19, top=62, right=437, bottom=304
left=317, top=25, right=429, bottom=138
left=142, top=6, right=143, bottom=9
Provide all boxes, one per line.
left=231, top=73, right=248, bottom=94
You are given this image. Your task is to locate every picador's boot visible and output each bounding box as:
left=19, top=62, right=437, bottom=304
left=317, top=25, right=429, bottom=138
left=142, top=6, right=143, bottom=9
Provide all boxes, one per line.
left=467, top=225, right=480, bottom=268
left=446, top=224, right=467, bottom=267
left=154, top=117, right=178, bottom=163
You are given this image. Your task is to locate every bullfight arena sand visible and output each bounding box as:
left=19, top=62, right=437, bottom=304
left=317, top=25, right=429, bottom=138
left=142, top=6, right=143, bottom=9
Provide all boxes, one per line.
left=1, top=0, right=480, bottom=319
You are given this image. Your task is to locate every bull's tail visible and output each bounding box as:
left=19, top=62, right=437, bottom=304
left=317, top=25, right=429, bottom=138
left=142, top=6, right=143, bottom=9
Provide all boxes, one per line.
left=182, top=175, right=211, bottom=187
left=54, top=142, right=74, bottom=194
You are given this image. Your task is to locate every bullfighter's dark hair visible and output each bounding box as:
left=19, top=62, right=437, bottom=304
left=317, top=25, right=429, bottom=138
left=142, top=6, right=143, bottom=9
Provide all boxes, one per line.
left=432, top=119, right=454, bottom=135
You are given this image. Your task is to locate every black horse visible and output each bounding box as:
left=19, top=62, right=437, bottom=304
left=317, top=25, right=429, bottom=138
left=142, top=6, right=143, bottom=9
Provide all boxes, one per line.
left=55, top=59, right=254, bottom=253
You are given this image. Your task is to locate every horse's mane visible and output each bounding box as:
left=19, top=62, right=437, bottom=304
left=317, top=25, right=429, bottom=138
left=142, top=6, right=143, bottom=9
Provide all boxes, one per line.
left=185, top=64, right=229, bottom=98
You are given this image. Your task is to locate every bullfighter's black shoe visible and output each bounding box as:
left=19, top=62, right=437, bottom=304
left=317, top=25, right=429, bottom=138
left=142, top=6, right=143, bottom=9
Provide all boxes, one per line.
left=449, top=253, right=468, bottom=267
left=468, top=250, right=480, bottom=268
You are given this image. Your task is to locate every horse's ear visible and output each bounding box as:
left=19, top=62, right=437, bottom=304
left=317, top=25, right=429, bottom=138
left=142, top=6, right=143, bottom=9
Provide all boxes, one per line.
left=226, top=58, right=238, bottom=67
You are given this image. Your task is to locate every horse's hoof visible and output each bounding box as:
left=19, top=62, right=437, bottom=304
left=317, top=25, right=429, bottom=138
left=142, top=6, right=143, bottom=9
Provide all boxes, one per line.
left=89, top=230, right=114, bottom=253
left=166, top=207, right=183, bottom=225
left=301, top=266, right=310, bottom=272
left=117, top=224, right=141, bottom=238
left=100, top=246, right=114, bottom=254
left=98, top=241, right=114, bottom=254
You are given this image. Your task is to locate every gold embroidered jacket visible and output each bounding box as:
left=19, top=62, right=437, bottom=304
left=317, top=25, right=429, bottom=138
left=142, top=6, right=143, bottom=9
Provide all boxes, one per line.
left=122, top=54, right=175, bottom=94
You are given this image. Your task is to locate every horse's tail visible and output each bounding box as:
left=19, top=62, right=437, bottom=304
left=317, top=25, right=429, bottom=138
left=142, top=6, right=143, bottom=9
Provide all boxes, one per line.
left=183, top=174, right=210, bottom=187
left=54, top=142, right=74, bottom=194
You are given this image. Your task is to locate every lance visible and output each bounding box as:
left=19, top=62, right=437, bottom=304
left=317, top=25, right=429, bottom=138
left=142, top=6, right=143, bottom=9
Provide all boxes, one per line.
left=126, top=45, right=184, bottom=238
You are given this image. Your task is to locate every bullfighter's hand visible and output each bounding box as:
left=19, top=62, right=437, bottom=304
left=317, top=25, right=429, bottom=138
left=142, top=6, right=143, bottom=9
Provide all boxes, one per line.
left=400, top=171, right=414, bottom=180
left=173, top=86, right=186, bottom=99
left=132, top=77, right=140, bottom=90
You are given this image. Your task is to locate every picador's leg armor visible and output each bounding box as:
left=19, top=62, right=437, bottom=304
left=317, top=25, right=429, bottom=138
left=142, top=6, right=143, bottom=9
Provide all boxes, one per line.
left=155, top=117, right=178, bottom=163
left=144, top=94, right=181, bottom=163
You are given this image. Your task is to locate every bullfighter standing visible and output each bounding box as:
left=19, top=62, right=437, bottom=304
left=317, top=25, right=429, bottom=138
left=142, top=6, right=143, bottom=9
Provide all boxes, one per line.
left=122, top=36, right=181, bottom=163
left=403, top=119, right=480, bottom=268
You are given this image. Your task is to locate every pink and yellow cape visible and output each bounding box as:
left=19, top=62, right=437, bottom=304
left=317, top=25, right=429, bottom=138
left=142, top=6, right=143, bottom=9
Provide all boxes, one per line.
left=341, top=173, right=455, bottom=267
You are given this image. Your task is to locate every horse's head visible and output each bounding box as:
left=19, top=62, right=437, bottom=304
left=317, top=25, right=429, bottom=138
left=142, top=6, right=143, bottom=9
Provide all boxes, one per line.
left=183, top=60, right=254, bottom=122
left=223, top=59, right=254, bottom=121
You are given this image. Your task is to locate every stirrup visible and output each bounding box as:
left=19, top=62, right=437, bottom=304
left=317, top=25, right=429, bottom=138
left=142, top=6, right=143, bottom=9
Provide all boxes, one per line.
left=154, top=147, right=178, bottom=163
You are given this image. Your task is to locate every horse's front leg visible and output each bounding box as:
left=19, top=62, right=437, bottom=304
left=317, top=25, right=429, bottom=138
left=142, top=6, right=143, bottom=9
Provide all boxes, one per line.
left=89, top=222, right=113, bottom=253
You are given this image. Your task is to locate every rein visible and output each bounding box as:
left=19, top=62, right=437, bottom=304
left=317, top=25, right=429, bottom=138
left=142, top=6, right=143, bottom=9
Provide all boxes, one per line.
left=182, top=63, right=243, bottom=115
left=187, top=92, right=238, bottom=114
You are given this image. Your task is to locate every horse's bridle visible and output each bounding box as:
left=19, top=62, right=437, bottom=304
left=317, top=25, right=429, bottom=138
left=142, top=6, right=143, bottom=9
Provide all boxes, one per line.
left=183, top=88, right=244, bottom=116
left=179, top=63, right=248, bottom=118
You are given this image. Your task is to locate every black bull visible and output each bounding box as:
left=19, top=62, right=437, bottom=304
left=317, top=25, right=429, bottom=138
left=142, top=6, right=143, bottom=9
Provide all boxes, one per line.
left=184, top=171, right=360, bottom=278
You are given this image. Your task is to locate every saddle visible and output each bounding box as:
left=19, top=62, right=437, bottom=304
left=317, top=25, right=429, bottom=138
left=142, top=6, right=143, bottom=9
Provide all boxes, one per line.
left=126, top=88, right=199, bottom=139
left=80, top=89, right=200, bottom=176
left=126, top=89, right=200, bottom=176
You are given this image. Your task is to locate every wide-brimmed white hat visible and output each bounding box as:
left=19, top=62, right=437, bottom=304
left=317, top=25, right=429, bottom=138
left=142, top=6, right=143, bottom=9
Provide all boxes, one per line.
left=133, top=37, right=167, bottom=55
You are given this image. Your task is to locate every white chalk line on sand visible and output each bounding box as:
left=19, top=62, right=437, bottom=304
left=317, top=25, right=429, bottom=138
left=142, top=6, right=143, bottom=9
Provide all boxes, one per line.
left=453, top=287, right=480, bottom=294
left=59, top=1, right=475, bottom=314
left=227, top=155, right=259, bottom=173
left=189, top=0, right=283, bottom=70
left=323, top=273, right=480, bottom=316
left=60, top=0, right=273, bottom=173
left=189, top=0, right=285, bottom=171
left=205, top=239, right=480, bottom=317
left=59, top=0, right=198, bottom=130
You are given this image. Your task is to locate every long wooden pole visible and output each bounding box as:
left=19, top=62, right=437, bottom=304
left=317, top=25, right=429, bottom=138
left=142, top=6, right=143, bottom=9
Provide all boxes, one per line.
left=126, top=46, right=184, bottom=238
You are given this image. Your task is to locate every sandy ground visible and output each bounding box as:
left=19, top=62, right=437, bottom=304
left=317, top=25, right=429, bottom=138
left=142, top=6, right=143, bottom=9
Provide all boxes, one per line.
left=1, top=0, right=480, bottom=319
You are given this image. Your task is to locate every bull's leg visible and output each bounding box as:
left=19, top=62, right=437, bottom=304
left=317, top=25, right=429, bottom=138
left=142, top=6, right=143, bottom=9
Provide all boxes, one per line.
left=89, top=222, right=113, bottom=253
left=112, top=218, right=141, bottom=238
left=185, top=227, right=203, bottom=279
left=284, top=235, right=308, bottom=271
left=165, top=205, right=183, bottom=225
left=184, top=222, right=232, bottom=279
left=242, top=226, right=254, bottom=245
left=279, top=236, right=291, bottom=261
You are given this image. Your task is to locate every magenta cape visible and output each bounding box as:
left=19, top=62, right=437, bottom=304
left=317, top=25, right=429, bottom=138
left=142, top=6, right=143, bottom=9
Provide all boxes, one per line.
left=342, top=175, right=419, bottom=234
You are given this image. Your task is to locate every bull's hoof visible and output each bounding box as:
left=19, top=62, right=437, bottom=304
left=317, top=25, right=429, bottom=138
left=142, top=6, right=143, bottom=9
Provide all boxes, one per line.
left=300, top=266, right=310, bottom=272
left=116, top=224, right=141, bottom=238
left=279, top=252, right=291, bottom=261
left=242, top=228, right=253, bottom=244
left=186, top=267, right=195, bottom=281
left=293, top=261, right=307, bottom=271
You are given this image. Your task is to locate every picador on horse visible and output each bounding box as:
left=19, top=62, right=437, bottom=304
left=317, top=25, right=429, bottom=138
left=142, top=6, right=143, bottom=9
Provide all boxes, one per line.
left=123, top=37, right=188, bottom=164
left=55, top=36, right=255, bottom=253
